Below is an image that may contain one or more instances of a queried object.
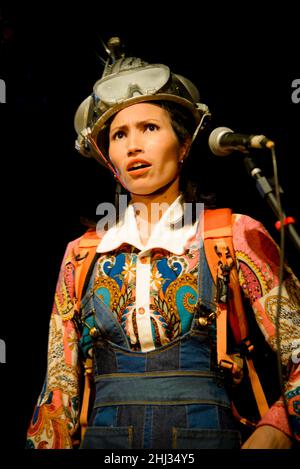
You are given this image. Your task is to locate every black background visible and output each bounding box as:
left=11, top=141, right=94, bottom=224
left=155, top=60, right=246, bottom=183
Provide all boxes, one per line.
left=0, top=0, right=299, bottom=462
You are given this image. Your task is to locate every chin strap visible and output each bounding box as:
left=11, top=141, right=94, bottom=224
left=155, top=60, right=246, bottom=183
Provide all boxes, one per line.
left=85, top=131, right=129, bottom=190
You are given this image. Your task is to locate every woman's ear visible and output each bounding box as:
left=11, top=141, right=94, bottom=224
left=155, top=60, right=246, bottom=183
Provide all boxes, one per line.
left=179, top=136, right=192, bottom=163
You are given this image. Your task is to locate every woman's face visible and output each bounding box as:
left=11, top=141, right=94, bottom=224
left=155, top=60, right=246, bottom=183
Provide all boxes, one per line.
left=108, top=103, right=187, bottom=196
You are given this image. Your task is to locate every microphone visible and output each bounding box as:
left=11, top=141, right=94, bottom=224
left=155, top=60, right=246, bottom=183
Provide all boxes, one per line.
left=208, top=127, right=275, bottom=156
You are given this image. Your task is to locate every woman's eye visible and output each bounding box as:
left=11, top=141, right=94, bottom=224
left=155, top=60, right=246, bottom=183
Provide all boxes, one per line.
left=113, top=130, right=125, bottom=140
left=112, top=130, right=125, bottom=140
left=146, top=123, right=158, bottom=132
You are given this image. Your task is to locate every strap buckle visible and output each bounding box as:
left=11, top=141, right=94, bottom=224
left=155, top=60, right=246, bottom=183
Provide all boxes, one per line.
left=240, top=338, right=255, bottom=356
left=214, top=244, right=234, bottom=303
left=83, top=358, right=93, bottom=378
left=219, top=359, right=238, bottom=375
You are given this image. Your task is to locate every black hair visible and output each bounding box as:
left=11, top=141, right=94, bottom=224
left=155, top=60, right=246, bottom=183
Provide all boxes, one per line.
left=155, top=101, right=215, bottom=208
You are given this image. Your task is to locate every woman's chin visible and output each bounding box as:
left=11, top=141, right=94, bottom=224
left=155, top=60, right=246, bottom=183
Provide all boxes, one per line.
left=127, top=184, right=160, bottom=196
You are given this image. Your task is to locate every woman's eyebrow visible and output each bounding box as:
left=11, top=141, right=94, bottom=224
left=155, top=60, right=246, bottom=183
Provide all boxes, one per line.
left=110, top=118, right=161, bottom=134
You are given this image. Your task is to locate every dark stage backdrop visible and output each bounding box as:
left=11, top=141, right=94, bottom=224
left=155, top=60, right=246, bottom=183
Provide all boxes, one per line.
left=0, top=1, right=299, bottom=460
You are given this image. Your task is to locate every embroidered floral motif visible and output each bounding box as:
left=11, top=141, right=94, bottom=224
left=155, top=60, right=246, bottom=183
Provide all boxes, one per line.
left=150, top=264, right=164, bottom=290
left=121, top=257, right=136, bottom=283
left=87, top=247, right=201, bottom=348
left=54, top=261, right=75, bottom=321
left=235, top=250, right=268, bottom=301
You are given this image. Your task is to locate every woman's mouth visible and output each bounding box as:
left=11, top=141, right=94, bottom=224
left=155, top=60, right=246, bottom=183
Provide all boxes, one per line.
left=127, top=164, right=151, bottom=176
left=126, top=160, right=152, bottom=175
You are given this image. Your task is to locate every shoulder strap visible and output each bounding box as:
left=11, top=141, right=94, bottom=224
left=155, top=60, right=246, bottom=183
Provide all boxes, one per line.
left=73, top=228, right=99, bottom=313
left=71, top=228, right=100, bottom=441
left=204, top=208, right=248, bottom=344
left=203, top=208, right=269, bottom=419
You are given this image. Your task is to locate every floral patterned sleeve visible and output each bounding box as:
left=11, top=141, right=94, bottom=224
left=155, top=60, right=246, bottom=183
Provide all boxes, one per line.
left=232, top=213, right=300, bottom=442
left=26, top=239, right=82, bottom=449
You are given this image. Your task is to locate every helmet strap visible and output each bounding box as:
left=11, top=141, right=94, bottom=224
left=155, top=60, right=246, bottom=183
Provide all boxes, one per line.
left=192, top=111, right=210, bottom=144
left=86, top=133, right=129, bottom=192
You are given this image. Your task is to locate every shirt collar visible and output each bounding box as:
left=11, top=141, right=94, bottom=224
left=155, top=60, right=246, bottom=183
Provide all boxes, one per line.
left=96, top=194, right=199, bottom=255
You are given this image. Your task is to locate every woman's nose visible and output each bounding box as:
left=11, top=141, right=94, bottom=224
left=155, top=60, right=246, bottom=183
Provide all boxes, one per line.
left=127, top=131, right=143, bottom=155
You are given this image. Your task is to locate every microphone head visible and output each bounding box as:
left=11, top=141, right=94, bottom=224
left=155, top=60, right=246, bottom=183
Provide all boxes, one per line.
left=208, top=126, right=234, bottom=156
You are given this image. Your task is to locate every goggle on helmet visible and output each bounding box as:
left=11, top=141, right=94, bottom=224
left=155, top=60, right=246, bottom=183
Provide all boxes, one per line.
left=74, top=56, right=210, bottom=168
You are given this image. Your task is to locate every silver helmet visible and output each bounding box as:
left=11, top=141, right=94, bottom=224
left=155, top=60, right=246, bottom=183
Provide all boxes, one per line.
left=74, top=37, right=210, bottom=167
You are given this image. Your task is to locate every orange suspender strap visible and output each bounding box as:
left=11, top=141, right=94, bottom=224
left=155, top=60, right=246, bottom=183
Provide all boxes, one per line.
left=203, top=209, right=269, bottom=419
left=79, top=357, right=93, bottom=441
left=72, top=228, right=99, bottom=441
left=73, top=228, right=99, bottom=311
left=245, top=356, right=269, bottom=418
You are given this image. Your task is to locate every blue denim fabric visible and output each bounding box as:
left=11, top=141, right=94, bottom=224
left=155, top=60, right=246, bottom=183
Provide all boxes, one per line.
left=80, top=246, right=241, bottom=449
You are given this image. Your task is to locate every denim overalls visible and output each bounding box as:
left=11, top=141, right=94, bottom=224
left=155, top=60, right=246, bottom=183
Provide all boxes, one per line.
left=79, top=243, right=241, bottom=449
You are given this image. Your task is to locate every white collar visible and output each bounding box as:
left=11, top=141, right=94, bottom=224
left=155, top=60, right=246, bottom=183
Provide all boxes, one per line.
left=96, top=195, right=199, bottom=255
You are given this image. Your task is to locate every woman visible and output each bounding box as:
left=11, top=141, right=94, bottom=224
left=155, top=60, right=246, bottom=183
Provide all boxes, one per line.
left=26, top=45, right=300, bottom=449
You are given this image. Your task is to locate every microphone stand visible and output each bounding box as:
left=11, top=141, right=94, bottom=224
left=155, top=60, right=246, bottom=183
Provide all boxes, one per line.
left=244, top=155, right=300, bottom=254
left=243, top=153, right=300, bottom=443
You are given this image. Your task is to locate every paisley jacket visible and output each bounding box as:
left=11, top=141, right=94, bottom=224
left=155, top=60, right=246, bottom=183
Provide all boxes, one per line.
left=26, top=205, right=300, bottom=449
